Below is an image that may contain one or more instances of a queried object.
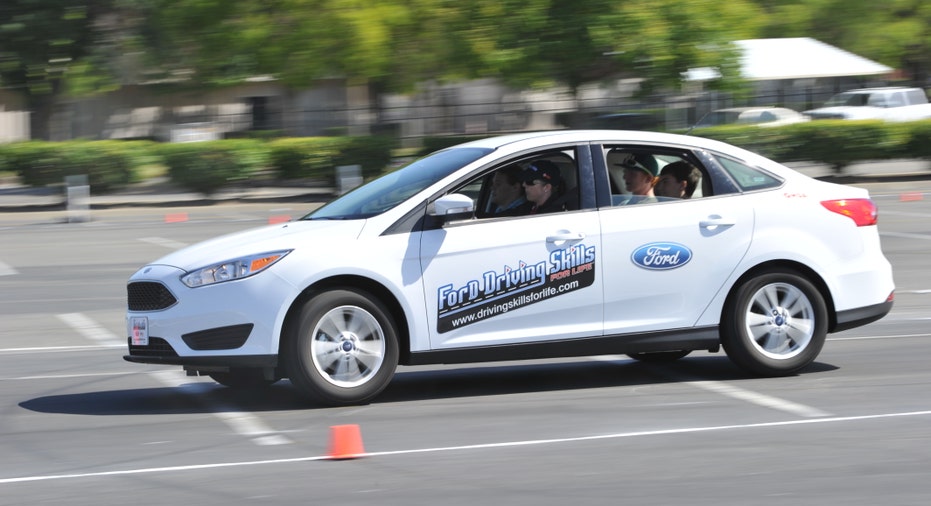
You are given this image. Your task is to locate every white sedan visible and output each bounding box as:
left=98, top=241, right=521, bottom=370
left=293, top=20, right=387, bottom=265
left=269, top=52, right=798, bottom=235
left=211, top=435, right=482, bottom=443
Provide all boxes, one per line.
left=125, top=130, right=894, bottom=405
left=693, top=107, right=809, bottom=128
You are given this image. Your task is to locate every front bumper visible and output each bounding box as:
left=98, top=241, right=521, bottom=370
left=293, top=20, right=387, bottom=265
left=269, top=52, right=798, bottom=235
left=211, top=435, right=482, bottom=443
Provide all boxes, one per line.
left=125, top=264, right=298, bottom=363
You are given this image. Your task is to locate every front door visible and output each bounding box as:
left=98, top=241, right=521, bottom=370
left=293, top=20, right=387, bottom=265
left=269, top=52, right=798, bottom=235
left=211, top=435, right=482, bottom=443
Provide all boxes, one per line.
left=419, top=210, right=603, bottom=350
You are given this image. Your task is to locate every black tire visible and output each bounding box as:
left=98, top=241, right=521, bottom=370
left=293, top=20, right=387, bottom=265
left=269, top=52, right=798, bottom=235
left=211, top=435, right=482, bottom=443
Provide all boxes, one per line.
left=626, top=350, right=691, bottom=363
left=284, top=288, right=399, bottom=406
left=721, top=270, right=827, bottom=376
left=208, top=368, right=280, bottom=388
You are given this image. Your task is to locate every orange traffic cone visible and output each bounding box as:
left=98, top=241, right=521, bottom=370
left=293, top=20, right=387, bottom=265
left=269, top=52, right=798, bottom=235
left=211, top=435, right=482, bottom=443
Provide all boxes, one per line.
left=327, top=424, right=366, bottom=460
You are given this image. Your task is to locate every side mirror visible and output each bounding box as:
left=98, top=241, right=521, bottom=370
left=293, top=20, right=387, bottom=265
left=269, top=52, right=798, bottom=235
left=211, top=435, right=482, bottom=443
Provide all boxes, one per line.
left=429, top=193, right=475, bottom=219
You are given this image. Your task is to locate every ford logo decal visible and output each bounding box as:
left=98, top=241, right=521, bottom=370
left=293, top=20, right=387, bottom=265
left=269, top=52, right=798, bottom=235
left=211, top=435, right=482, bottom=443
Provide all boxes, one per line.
left=631, top=242, right=692, bottom=270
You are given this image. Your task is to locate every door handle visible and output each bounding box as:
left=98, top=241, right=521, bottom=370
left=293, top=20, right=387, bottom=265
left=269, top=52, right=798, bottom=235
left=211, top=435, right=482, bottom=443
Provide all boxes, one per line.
left=699, top=215, right=736, bottom=230
left=546, top=232, right=585, bottom=243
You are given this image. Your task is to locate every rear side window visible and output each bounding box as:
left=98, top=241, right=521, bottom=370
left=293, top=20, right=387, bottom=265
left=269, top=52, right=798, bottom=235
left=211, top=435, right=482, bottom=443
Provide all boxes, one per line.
left=713, top=155, right=782, bottom=191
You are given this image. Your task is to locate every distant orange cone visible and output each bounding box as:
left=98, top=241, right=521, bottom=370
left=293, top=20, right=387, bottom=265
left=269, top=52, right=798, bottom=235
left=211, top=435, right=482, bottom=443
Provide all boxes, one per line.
left=900, top=192, right=924, bottom=202
left=327, top=424, right=365, bottom=460
left=268, top=215, right=291, bottom=225
left=164, top=212, right=189, bottom=223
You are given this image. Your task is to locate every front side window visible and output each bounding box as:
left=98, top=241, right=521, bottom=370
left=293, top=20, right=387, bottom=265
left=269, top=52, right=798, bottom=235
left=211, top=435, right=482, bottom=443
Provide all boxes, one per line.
left=447, top=148, right=581, bottom=221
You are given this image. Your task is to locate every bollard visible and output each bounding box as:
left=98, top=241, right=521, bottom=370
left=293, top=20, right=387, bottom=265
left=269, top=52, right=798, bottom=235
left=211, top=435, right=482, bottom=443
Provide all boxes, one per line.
left=65, top=174, right=91, bottom=223
left=336, top=165, right=362, bottom=195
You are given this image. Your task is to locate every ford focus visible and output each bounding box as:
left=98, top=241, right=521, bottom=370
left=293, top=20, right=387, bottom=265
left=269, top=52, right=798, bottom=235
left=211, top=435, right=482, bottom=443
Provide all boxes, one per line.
left=125, top=130, right=894, bottom=405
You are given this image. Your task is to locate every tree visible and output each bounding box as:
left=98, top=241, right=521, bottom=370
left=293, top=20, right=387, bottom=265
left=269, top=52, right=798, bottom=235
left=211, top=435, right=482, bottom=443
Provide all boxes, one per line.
left=0, top=0, right=115, bottom=139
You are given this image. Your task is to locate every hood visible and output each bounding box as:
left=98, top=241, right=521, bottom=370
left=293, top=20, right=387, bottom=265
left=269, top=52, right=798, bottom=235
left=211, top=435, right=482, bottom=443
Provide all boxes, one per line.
left=804, top=106, right=877, bottom=120
left=151, top=219, right=366, bottom=271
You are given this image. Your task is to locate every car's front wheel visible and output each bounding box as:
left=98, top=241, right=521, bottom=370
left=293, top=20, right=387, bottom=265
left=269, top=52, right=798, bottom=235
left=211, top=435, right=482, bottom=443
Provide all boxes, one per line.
left=284, top=288, right=399, bottom=406
left=721, top=270, right=827, bottom=376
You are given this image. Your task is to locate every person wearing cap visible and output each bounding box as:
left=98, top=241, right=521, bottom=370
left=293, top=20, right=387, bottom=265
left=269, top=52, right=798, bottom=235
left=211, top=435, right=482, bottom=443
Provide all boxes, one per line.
left=616, top=152, right=658, bottom=204
left=655, top=160, right=702, bottom=199
left=521, top=160, right=565, bottom=214
left=490, top=164, right=533, bottom=216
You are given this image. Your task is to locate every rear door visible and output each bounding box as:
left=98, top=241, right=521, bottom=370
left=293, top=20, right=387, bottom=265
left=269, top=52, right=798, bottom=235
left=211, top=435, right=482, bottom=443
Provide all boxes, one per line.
left=595, top=144, right=755, bottom=334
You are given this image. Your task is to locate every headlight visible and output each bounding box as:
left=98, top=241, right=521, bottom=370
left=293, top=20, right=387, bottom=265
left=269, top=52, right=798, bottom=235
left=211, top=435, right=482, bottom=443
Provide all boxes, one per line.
left=180, top=250, right=292, bottom=288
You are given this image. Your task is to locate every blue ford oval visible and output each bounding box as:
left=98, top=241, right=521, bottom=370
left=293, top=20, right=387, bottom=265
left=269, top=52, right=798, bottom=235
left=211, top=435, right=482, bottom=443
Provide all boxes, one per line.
left=631, top=242, right=693, bottom=270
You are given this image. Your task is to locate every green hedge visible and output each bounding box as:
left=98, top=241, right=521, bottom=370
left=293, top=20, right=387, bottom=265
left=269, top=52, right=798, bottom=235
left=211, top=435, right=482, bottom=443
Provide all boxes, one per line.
left=268, top=137, right=345, bottom=180
left=689, top=119, right=928, bottom=172
left=266, top=135, right=396, bottom=181
left=0, top=135, right=397, bottom=194
left=157, top=140, right=268, bottom=195
left=0, top=140, right=154, bottom=193
left=2, top=124, right=929, bottom=195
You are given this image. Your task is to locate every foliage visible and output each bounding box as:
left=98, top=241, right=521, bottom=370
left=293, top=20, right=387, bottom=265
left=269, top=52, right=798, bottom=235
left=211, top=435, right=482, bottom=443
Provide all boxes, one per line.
left=157, top=140, right=268, bottom=195
left=690, top=120, right=926, bottom=172
left=0, top=139, right=150, bottom=192
left=268, top=137, right=346, bottom=180
left=333, top=135, right=398, bottom=179
left=267, top=135, right=396, bottom=181
left=902, top=120, right=931, bottom=159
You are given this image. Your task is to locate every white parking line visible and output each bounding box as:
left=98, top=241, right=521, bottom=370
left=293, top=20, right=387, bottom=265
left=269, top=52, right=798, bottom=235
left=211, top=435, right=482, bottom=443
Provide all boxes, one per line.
left=0, top=259, right=18, bottom=276
left=687, top=380, right=831, bottom=418
left=0, top=371, right=139, bottom=381
left=138, top=236, right=188, bottom=249
left=2, top=409, right=930, bottom=485
left=592, top=355, right=831, bottom=417
left=829, top=332, right=931, bottom=341
left=56, top=313, right=124, bottom=347
left=0, top=344, right=123, bottom=354
left=151, top=370, right=292, bottom=447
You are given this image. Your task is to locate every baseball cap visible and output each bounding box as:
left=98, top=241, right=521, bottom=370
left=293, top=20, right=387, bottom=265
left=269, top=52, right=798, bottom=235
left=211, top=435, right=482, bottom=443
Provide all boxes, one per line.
left=610, top=151, right=658, bottom=177
left=521, top=160, right=563, bottom=185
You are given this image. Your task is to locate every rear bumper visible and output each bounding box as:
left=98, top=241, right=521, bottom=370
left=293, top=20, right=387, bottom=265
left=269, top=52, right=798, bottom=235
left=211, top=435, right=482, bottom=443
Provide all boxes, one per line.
left=833, top=299, right=893, bottom=333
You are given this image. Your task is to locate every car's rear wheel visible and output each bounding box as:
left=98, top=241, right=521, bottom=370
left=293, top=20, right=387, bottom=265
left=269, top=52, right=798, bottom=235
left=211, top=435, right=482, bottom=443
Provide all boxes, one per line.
left=208, top=368, right=279, bottom=388
left=626, top=350, right=691, bottom=362
left=284, top=288, right=399, bottom=406
left=721, top=270, right=827, bottom=376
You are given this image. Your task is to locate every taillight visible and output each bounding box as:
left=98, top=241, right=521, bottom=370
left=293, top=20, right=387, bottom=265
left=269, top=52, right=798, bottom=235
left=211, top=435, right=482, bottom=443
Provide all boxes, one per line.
left=821, top=199, right=877, bottom=226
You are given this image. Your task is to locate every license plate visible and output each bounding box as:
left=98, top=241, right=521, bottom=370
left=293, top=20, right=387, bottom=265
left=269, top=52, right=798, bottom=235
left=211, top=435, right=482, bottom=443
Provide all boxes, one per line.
left=131, top=317, right=149, bottom=346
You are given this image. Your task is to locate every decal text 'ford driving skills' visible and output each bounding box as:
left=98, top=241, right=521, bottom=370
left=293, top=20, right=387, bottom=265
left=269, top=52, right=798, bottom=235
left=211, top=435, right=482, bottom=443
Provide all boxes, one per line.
left=437, top=244, right=596, bottom=332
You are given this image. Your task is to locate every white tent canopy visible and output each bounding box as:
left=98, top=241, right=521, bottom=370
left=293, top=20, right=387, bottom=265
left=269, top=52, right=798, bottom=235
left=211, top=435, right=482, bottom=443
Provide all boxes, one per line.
left=685, top=37, right=893, bottom=82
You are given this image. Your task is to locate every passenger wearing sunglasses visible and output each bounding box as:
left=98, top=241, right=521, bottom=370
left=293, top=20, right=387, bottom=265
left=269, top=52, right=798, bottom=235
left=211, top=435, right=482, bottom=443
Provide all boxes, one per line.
left=521, top=160, right=566, bottom=214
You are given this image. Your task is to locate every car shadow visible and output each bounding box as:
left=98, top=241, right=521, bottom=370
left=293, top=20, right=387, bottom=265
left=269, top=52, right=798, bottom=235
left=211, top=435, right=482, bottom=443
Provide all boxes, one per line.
left=19, top=355, right=839, bottom=415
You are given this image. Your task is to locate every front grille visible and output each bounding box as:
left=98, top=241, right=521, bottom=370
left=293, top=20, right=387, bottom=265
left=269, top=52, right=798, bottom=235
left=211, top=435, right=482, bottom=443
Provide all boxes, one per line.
left=127, top=281, right=177, bottom=311
left=182, top=324, right=253, bottom=350
left=127, top=337, right=178, bottom=358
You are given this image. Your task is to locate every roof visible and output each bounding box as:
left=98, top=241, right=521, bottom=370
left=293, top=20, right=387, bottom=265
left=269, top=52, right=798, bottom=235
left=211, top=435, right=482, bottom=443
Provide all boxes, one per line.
left=738, top=38, right=892, bottom=81
left=685, top=37, right=893, bottom=82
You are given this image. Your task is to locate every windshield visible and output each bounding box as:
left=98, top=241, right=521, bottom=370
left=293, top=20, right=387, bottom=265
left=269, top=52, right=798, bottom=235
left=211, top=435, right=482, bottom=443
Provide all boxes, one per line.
left=304, top=147, right=492, bottom=220
left=824, top=92, right=869, bottom=107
